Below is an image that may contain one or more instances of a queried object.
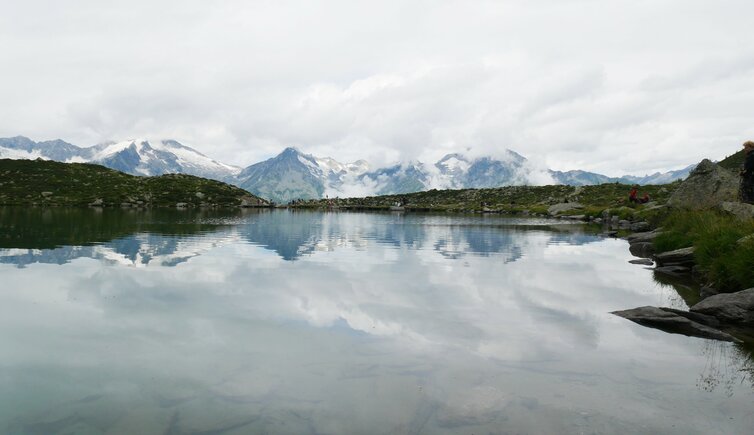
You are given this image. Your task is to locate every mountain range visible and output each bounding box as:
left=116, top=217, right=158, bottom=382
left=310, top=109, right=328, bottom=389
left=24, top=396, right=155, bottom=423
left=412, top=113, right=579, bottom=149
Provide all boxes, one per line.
left=0, top=136, right=694, bottom=202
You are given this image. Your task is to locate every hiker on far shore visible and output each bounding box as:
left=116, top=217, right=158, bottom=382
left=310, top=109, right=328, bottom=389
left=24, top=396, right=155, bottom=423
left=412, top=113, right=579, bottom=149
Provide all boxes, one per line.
left=740, top=141, right=754, bottom=204
left=628, top=185, right=639, bottom=203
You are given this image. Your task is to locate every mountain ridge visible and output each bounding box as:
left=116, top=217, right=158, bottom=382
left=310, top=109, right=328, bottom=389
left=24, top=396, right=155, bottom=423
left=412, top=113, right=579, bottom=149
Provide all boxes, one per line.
left=0, top=136, right=695, bottom=202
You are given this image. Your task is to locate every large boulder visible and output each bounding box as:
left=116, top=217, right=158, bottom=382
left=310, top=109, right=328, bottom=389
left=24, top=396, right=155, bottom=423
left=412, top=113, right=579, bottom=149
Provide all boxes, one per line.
left=667, top=159, right=738, bottom=210
left=612, top=306, right=739, bottom=342
left=718, top=201, right=754, bottom=220
left=690, top=288, right=754, bottom=326
left=547, top=202, right=583, bottom=216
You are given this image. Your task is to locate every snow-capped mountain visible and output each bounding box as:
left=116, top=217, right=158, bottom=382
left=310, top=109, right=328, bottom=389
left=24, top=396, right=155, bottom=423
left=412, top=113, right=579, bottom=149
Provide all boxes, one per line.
left=235, top=147, right=370, bottom=202
left=549, top=164, right=694, bottom=186
left=356, top=150, right=543, bottom=196
left=84, top=139, right=240, bottom=180
left=0, top=136, right=240, bottom=180
left=358, top=162, right=430, bottom=195
left=1, top=135, right=694, bottom=203
left=0, top=136, right=82, bottom=161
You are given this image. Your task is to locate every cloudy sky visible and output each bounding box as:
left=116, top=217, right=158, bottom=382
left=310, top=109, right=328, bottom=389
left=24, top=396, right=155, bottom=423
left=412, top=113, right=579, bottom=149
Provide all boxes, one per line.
left=1, top=0, right=753, bottom=175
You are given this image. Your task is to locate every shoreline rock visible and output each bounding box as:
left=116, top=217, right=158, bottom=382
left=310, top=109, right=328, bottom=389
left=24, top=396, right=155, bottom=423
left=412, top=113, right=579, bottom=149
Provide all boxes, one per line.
left=690, top=288, right=754, bottom=326
left=611, top=306, right=740, bottom=343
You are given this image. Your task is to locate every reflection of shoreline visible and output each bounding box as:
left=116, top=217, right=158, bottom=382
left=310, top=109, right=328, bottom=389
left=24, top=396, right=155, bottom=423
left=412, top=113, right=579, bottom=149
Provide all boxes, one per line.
left=646, top=252, right=754, bottom=396
left=697, top=340, right=754, bottom=396
left=0, top=208, right=606, bottom=266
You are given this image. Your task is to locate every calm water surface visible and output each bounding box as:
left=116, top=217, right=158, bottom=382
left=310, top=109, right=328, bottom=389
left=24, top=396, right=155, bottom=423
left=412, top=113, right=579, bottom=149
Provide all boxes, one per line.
left=0, top=208, right=752, bottom=434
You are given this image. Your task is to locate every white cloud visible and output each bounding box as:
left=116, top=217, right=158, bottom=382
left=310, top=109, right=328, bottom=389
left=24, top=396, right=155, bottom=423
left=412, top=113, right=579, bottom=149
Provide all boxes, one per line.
left=0, top=0, right=753, bottom=175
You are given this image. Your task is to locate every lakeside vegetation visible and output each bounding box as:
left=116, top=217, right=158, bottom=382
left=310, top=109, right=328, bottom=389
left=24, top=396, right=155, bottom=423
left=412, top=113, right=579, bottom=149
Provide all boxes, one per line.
left=0, top=158, right=267, bottom=208
left=654, top=211, right=754, bottom=292
left=293, top=182, right=679, bottom=218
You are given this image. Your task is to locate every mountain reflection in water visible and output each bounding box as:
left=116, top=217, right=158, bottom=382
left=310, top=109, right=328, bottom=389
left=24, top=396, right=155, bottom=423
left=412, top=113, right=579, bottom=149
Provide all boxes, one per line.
left=0, top=207, right=752, bottom=434
left=0, top=208, right=601, bottom=266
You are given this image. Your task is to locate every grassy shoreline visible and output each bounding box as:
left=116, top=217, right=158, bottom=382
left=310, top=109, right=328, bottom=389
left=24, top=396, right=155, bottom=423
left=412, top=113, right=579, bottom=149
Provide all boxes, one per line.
left=290, top=182, right=678, bottom=219
left=654, top=211, right=754, bottom=292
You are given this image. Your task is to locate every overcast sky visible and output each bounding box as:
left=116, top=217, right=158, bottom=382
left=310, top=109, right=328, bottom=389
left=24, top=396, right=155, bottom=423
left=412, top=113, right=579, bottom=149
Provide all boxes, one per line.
left=1, top=0, right=753, bottom=175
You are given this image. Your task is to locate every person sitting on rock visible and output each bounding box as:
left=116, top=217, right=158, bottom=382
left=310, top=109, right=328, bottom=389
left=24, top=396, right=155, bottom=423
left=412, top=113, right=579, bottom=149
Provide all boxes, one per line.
left=740, top=141, right=754, bottom=204
left=628, top=186, right=639, bottom=203
left=639, top=192, right=650, bottom=204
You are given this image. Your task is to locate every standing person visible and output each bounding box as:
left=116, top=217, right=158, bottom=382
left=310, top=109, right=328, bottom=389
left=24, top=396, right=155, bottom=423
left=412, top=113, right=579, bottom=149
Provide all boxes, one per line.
left=740, top=141, right=754, bottom=204
left=628, top=186, right=638, bottom=203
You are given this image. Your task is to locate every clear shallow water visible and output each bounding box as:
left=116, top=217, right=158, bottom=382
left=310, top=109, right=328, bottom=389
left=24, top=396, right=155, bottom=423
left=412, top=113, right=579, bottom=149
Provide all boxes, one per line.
left=0, top=208, right=752, bottom=434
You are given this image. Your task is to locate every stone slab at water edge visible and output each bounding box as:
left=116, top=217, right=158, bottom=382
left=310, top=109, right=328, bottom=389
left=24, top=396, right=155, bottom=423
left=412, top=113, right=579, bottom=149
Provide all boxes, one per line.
left=691, top=288, right=754, bottom=326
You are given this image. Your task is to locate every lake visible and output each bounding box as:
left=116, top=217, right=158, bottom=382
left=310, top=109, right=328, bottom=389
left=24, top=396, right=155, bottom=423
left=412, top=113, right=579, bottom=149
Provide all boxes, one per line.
left=0, top=208, right=752, bottom=434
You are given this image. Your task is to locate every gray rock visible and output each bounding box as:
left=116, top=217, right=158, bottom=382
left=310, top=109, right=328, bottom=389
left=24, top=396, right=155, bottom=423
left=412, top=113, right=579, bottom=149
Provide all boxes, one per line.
left=88, top=198, right=103, bottom=207
left=593, top=217, right=602, bottom=224
left=175, top=202, right=188, bottom=208
left=616, top=220, right=633, bottom=230
left=700, top=286, right=720, bottom=299
left=719, top=201, right=754, bottom=221
left=630, top=221, right=650, bottom=232
left=667, top=159, right=738, bottom=210
left=627, top=259, right=652, bottom=269
left=561, top=214, right=586, bottom=220
left=659, top=306, right=721, bottom=328
left=629, top=242, right=654, bottom=258
left=547, top=202, right=583, bottom=216
left=629, top=258, right=654, bottom=266
left=654, top=246, right=695, bottom=267
left=611, top=306, right=739, bottom=342
left=41, top=191, right=53, bottom=197
left=626, top=230, right=663, bottom=244
left=654, top=265, right=692, bottom=277
left=690, top=288, right=754, bottom=326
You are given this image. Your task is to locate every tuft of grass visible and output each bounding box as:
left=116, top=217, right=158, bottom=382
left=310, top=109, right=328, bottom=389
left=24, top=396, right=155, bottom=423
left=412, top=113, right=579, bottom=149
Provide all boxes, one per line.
left=654, top=210, right=754, bottom=292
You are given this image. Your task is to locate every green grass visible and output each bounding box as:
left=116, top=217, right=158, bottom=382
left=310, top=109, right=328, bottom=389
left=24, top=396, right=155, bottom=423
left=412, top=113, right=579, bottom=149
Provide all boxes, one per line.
left=654, top=210, right=754, bottom=292
left=718, top=149, right=746, bottom=171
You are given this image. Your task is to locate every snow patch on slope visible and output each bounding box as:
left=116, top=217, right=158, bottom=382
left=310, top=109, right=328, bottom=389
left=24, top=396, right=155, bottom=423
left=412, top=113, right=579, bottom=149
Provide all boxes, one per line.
left=0, top=147, right=48, bottom=160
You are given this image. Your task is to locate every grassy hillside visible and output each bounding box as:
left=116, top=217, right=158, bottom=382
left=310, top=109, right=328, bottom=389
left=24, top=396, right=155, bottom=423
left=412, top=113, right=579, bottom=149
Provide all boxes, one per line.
left=718, top=149, right=746, bottom=171
left=0, top=158, right=268, bottom=208
left=294, top=182, right=679, bottom=216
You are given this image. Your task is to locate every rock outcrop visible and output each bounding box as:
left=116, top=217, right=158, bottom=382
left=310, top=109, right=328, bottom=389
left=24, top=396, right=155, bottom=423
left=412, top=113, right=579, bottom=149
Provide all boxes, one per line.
left=719, top=201, right=754, bottom=220
left=690, top=288, right=754, bottom=326
left=612, top=306, right=740, bottom=342
left=547, top=202, right=583, bottom=216
left=666, top=159, right=738, bottom=210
